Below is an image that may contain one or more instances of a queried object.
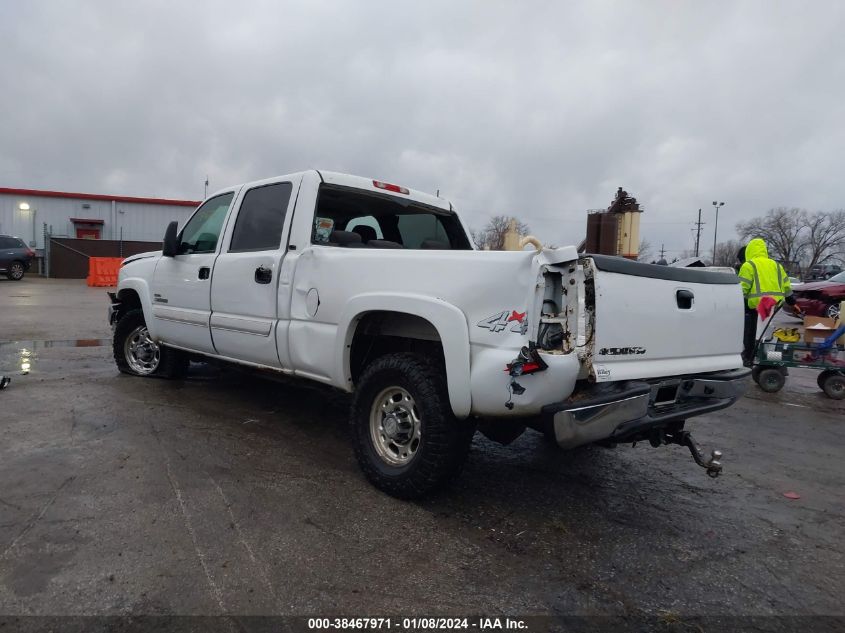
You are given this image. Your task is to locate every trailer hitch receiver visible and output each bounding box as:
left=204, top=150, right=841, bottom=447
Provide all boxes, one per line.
left=669, top=430, right=723, bottom=478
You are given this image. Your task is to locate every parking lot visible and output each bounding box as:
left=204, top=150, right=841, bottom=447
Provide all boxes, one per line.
left=1, top=278, right=843, bottom=625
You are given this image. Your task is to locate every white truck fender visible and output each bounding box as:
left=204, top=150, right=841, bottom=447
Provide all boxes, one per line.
left=336, top=293, right=472, bottom=419
left=116, top=277, right=157, bottom=336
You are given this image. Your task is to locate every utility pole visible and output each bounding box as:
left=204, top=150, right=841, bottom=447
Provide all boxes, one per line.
left=659, top=244, right=666, bottom=260
left=204, top=176, right=209, bottom=199
left=693, top=208, right=705, bottom=257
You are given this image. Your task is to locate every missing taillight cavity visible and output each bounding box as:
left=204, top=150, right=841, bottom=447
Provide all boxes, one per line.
left=372, top=180, right=409, bottom=195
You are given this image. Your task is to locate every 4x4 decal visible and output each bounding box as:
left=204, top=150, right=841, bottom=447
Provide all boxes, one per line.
left=477, top=310, right=527, bottom=334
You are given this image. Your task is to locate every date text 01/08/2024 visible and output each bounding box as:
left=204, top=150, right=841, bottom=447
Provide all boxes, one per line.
left=307, top=617, right=529, bottom=630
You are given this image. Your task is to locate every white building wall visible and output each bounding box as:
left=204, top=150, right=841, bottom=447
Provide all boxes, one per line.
left=0, top=193, right=198, bottom=250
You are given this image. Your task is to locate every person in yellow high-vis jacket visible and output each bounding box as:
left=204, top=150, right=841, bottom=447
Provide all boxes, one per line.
left=737, top=238, right=799, bottom=364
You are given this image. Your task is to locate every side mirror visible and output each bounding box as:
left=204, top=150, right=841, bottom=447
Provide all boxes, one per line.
left=162, top=221, right=179, bottom=257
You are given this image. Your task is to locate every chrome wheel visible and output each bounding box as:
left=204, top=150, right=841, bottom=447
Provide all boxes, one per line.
left=826, top=303, right=840, bottom=320
left=8, top=262, right=24, bottom=280
left=370, top=386, right=421, bottom=466
left=124, top=325, right=160, bottom=375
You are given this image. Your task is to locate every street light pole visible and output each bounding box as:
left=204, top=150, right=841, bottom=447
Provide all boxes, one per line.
left=712, top=201, right=724, bottom=264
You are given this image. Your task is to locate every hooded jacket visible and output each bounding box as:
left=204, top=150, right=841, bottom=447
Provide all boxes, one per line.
left=738, top=238, right=792, bottom=309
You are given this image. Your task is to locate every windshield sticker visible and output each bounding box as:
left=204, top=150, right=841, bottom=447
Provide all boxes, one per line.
left=314, top=217, right=334, bottom=243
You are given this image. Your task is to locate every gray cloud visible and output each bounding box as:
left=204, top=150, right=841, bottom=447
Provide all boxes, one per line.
left=1, top=1, right=842, bottom=254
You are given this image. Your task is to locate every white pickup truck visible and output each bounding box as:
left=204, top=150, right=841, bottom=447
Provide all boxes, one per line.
left=109, top=170, right=749, bottom=498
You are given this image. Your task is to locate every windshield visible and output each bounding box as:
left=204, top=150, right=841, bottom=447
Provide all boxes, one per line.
left=827, top=271, right=845, bottom=283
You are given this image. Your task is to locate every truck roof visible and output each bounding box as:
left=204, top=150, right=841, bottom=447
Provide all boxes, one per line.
left=317, top=170, right=451, bottom=211
left=209, top=170, right=452, bottom=212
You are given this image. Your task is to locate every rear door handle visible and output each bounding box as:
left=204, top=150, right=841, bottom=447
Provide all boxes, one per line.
left=198, top=266, right=210, bottom=280
left=255, top=266, right=272, bottom=284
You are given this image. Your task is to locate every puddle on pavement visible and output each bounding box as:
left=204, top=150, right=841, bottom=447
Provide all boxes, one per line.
left=0, top=339, right=111, bottom=375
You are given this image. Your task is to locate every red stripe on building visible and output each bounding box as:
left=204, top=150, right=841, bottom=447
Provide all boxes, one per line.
left=0, top=187, right=200, bottom=207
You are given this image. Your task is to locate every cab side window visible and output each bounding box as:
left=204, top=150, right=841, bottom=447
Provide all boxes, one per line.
left=229, top=182, right=293, bottom=252
left=179, top=193, right=234, bottom=254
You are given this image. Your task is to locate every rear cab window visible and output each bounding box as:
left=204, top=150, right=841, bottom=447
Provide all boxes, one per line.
left=311, top=185, right=471, bottom=250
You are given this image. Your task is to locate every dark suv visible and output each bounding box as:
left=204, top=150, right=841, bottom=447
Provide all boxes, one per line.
left=0, top=235, right=36, bottom=280
left=806, top=263, right=843, bottom=281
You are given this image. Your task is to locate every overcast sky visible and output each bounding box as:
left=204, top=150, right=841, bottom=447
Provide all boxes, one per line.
left=1, top=1, right=843, bottom=255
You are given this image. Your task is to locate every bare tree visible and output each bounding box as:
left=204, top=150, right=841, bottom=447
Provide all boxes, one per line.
left=713, top=239, right=743, bottom=268
left=736, top=207, right=845, bottom=273
left=472, top=216, right=530, bottom=250
left=736, top=207, right=806, bottom=266
left=637, top=239, right=653, bottom=262
left=803, top=210, right=845, bottom=270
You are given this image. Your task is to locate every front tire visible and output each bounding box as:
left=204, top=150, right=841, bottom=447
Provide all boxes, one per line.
left=756, top=367, right=786, bottom=393
left=825, top=302, right=840, bottom=321
left=350, top=353, right=474, bottom=499
left=113, top=309, right=188, bottom=378
left=6, top=261, right=25, bottom=280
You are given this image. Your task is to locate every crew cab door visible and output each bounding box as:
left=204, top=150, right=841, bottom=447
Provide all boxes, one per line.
left=151, top=192, right=236, bottom=353
left=209, top=177, right=299, bottom=367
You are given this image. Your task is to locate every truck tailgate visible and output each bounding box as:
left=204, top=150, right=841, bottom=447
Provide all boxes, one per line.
left=586, top=256, right=744, bottom=382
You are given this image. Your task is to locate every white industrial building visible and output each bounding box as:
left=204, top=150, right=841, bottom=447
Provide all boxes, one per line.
left=0, top=187, right=200, bottom=251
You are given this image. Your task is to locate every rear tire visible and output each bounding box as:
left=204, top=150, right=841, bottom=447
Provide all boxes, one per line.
left=821, top=373, right=845, bottom=400
left=113, top=309, right=188, bottom=378
left=817, top=370, right=834, bottom=391
left=6, top=261, right=25, bottom=280
left=350, top=353, right=474, bottom=499
left=825, top=302, right=840, bottom=321
left=756, top=368, right=786, bottom=393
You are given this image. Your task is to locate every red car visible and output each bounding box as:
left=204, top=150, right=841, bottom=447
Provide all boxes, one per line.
left=794, top=270, right=845, bottom=320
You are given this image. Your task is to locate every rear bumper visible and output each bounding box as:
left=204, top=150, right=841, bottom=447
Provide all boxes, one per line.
left=542, top=368, right=750, bottom=449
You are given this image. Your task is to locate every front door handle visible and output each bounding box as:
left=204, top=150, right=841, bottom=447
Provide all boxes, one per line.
left=255, top=266, right=272, bottom=284
left=198, top=266, right=210, bottom=280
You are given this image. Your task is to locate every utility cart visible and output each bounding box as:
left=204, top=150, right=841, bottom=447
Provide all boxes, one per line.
left=752, top=327, right=845, bottom=399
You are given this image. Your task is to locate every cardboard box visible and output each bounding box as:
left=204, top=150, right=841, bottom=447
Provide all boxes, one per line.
left=803, top=316, right=844, bottom=346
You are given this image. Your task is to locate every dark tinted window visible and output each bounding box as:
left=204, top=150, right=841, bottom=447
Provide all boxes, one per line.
left=0, top=237, right=25, bottom=248
left=230, top=182, right=292, bottom=252
left=180, top=193, right=234, bottom=254
left=312, top=186, right=471, bottom=250
left=397, top=214, right=451, bottom=249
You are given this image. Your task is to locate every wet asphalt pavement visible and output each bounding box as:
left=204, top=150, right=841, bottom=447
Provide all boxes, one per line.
left=0, top=278, right=843, bottom=626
